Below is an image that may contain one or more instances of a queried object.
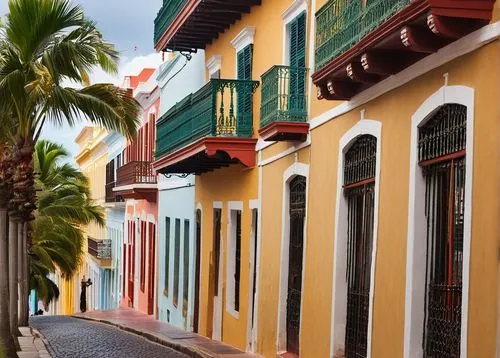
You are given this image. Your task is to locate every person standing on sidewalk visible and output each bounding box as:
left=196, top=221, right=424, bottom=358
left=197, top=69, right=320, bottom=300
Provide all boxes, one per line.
left=80, top=276, right=92, bottom=313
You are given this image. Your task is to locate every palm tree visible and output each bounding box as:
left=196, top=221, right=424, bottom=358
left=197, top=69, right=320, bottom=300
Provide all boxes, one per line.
left=0, top=0, right=139, bottom=352
left=30, top=140, right=104, bottom=307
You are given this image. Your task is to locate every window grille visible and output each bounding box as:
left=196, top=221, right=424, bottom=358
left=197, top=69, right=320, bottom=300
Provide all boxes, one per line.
left=420, top=104, right=466, bottom=357
left=287, top=176, right=306, bottom=355
left=344, top=134, right=377, bottom=358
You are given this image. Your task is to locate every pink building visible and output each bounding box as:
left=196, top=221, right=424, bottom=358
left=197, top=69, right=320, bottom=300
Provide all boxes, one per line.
left=115, top=68, right=160, bottom=316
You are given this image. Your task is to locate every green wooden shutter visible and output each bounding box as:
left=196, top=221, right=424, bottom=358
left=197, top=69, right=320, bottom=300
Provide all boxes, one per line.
left=237, top=45, right=253, bottom=136
left=237, top=44, right=252, bottom=80
left=289, top=13, right=306, bottom=112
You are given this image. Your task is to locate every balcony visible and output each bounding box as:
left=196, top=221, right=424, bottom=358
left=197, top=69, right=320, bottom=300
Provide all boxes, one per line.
left=105, top=181, right=123, bottom=203
left=154, top=0, right=261, bottom=52
left=88, top=237, right=112, bottom=268
left=312, top=0, right=495, bottom=100
left=153, top=79, right=259, bottom=174
left=114, top=161, right=157, bottom=200
left=259, top=65, right=309, bottom=142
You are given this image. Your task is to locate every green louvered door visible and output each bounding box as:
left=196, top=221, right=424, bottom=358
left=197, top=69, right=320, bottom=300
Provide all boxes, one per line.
left=237, top=45, right=253, bottom=137
left=289, top=13, right=306, bottom=114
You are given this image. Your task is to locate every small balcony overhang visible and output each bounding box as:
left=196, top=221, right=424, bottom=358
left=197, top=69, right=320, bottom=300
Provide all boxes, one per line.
left=153, top=137, right=257, bottom=174
left=312, top=0, right=495, bottom=101
left=114, top=161, right=157, bottom=201
left=88, top=237, right=112, bottom=268
left=154, top=0, right=262, bottom=52
left=259, top=65, right=310, bottom=142
left=154, top=79, right=259, bottom=174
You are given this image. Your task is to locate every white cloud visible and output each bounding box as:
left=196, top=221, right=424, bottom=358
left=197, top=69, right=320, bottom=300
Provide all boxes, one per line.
left=40, top=52, right=164, bottom=163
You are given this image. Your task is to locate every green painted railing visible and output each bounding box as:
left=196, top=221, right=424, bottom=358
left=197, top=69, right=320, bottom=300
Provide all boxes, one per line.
left=260, top=65, right=309, bottom=129
left=315, top=0, right=411, bottom=70
left=154, top=0, right=188, bottom=46
left=155, top=79, right=260, bottom=159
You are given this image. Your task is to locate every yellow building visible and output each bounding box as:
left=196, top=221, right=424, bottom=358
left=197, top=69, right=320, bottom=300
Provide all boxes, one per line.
left=67, top=126, right=109, bottom=314
left=153, top=0, right=499, bottom=357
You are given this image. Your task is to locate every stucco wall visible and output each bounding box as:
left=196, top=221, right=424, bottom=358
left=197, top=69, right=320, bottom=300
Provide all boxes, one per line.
left=255, top=40, right=500, bottom=357
left=195, top=164, right=258, bottom=350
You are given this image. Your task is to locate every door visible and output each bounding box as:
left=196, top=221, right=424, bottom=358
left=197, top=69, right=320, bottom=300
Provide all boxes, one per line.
left=287, top=176, right=306, bottom=355
left=344, top=134, right=377, bottom=358
left=211, top=208, right=223, bottom=340
left=147, top=222, right=156, bottom=315
left=128, top=221, right=135, bottom=306
left=247, top=209, right=259, bottom=351
left=419, top=104, right=466, bottom=357
left=193, top=209, right=202, bottom=333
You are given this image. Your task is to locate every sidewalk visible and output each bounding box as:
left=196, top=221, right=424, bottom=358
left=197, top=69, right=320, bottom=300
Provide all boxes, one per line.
left=17, top=327, right=51, bottom=358
left=73, top=308, right=262, bottom=358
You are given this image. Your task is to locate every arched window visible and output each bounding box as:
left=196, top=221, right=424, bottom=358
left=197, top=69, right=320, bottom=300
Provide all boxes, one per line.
left=343, top=134, right=377, bottom=358
left=418, top=103, right=466, bottom=357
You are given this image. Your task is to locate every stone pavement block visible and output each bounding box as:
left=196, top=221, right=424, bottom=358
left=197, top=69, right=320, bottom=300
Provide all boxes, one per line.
left=17, top=352, right=40, bottom=358
left=18, top=327, right=32, bottom=337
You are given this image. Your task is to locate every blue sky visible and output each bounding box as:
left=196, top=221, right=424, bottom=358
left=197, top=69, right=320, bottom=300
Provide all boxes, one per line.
left=0, top=0, right=164, bottom=159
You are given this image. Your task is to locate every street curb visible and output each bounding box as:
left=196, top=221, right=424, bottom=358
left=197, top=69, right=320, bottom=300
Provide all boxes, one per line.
left=72, top=315, right=215, bottom=358
left=32, top=328, right=55, bottom=358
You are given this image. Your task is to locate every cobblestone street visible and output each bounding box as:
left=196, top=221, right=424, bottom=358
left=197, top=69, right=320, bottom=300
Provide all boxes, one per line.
left=30, top=316, right=189, bottom=358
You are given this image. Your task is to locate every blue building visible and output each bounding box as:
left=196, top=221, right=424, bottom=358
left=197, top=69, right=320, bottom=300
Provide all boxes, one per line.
left=155, top=52, right=205, bottom=330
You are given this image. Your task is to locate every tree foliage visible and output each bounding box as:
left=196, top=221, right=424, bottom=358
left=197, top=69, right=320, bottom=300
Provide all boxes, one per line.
left=30, top=140, right=104, bottom=306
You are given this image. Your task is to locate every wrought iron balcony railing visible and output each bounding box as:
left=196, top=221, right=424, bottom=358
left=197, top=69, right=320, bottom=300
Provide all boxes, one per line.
left=88, top=237, right=112, bottom=260
left=116, top=161, right=157, bottom=187
left=154, top=0, right=188, bottom=45
left=156, top=79, right=259, bottom=159
left=315, top=0, right=411, bottom=70
left=260, top=65, right=308, bottom=129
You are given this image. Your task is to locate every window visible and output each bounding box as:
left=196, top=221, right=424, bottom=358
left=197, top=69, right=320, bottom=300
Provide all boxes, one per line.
left=227, top=208, right=242, bottom=315
left=106, top=160, right=115, bottom=183
left=183, top=220, right=190, bottom=318
left=419, top=104, right=466, bottom=357
left=343, top=135, right=377, bottom=358
left=164, top=217, right=170, bottom=296
left=173, top=219, right=181, bottom=306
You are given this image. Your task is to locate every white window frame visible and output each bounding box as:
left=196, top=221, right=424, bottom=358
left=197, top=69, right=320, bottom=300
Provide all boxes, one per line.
left=276, top=162, right=309, bottom=354
left=226, top=201, right=243, bottom=318
left=330, top=119, right=382, bottom=358
left=403, top=85, right=474, bottom=358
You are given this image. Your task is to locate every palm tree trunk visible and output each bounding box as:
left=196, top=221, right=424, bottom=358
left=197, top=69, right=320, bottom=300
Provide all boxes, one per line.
left=0, top=209, right=16, bottom=356
left=18, top=221, right=27, bottom=326
left=8, top=217, right=19, bottom=337
left=19, top=222, right=29, bottom=326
